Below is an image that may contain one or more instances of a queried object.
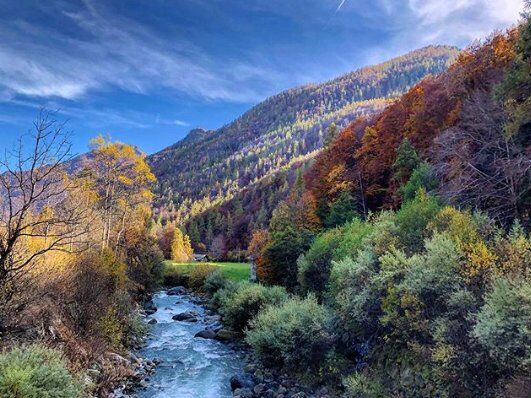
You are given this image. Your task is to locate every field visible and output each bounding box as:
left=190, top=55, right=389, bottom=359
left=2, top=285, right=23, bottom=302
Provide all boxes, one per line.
left=163, top=261, right=250, bottom=282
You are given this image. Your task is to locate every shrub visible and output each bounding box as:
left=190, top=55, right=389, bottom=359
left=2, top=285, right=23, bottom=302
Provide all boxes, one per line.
left=328, top=251, right=381, bottom=346
left=210, top=280, right=241, bottom=310
left=203, top=270, right=230, bottom=295
left=297, top=228, right=343, bottom=299
left=219, top=283, right=288, bottom=333
left=0, top=345, right=82, bottom=398
left=162, top=262, right=190, bottom=287
left=472, top=278, right=531, bottom=373
left=246, top=296, right=332, bottom=374
left=188, top=264, right=218, bottom=291
left=334, top=218, right=374, bottom=260
left=394, top=189, right=440, bottom=253
left=343, top=372, right=386, bottom=398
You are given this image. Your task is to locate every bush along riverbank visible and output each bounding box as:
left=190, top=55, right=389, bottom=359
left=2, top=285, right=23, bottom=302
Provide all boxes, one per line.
left=138, top=265, right=340, bottom=398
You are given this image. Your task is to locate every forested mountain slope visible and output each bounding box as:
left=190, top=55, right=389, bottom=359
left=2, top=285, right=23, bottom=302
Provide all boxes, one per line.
left=148, top=46, right=459, bottom=234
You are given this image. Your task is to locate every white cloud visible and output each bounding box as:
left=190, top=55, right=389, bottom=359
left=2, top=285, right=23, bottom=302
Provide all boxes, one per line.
left=407, top=0, right=523, bottom=42
left=0, top=1, right=278, bottom=103
left=173, top=119, right=190, bottom=127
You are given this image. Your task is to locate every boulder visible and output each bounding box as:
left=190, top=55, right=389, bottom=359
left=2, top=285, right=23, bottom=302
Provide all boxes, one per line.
left=194, top=329, right=217, bottom=339
left=143, top=299, right=157, bottom=315
left=233, top=387, right=253, bottom=398
left=148, top=318, right=157, bottom=325
left=230, top=372, right=255, bottom=391
left=172, top=311, right=198, bottom=322
left=167, top=286, right=187, bottom=296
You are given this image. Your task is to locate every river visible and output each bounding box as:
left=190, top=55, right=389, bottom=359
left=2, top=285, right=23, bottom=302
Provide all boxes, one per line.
left=133, top=291, right=244, bottom=398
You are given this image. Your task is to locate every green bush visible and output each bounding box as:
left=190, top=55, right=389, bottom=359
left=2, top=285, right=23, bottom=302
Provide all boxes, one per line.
left=203, top=270, right=230, bottom=295
left=297, top=228, right=343, bottom=299
left=334, top=218, right=374, bottom=260
left=0, top=345, right=82, bottom=398
left=328, top=250, right=381, bottom=346
left=162, top=262, right=190, bottom=286
left=187, top=264, right=218, bottom=291
left=246, top=296, right=332, bottom=374
left=472, top=278, right=531, bottom=373
left=394, top=189, right=440, bottom=253
left=218, top=283, right=288, bottom=333
left=343, top=372, right=386, bottom=398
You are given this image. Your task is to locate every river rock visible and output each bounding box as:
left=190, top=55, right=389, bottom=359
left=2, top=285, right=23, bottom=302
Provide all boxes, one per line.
left=167, top=286, right=187, bottom=296
left=148, top=318, right=157, bottom=325
left=144, top=299, right=157, bottom=315
left=172, top=311, right=198, bottom=322
left=194, top=329, right=217, bottom=339
left=216, top=328, right=239, bottom=341
left=233, top=387, right=253, bottom=398
left=230, top=373, right=255, bottom=391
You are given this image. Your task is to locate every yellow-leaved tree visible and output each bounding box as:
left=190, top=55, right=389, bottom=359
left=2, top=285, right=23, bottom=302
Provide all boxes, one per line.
left=171, top=228, right=193, bottom=262
left=87, top=135, right=156, bottom=252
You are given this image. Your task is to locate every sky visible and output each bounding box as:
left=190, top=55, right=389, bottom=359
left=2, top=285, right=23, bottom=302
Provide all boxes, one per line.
left=0, top=0, right=524, bottom=155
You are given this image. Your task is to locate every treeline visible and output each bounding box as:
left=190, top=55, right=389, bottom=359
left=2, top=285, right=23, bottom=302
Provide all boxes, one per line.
left=237, top=16, right=530, bottom=398
left=0, top=122, right=164, bottom=396
left=149, top=46, right=459, bottom=250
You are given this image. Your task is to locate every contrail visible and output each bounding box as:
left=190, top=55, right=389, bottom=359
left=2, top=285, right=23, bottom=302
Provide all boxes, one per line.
left=336, top=0, right=347, bottom=12
left=325, top=0, right=347, bottom=28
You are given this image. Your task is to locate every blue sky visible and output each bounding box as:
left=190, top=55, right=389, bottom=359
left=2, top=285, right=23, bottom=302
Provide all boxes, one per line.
left=0, top=0, right=524, bottom=155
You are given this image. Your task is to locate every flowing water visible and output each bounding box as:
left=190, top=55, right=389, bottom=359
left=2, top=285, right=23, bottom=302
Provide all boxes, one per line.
left=134, top=291, right=243, bottom=398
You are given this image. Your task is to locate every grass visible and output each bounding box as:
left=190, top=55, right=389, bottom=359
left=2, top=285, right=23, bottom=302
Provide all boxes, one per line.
left=163, top=261, right=250, bottom=282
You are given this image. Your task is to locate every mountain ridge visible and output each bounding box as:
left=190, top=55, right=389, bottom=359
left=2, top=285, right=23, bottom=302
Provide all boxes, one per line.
left=147, top=45, right=460, bottom=251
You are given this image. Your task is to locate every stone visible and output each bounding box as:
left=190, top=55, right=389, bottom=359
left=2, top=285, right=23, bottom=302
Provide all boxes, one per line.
left=167, top=286, right=187, bottom=296
left=172, top=311, right=198, bottom=322
left=194, top=329, right=217, bottom=339
left=233, top=387, right=253, bottom=398
left=144, top=299, right=157, bottom=315
left=291, top=393, right=306, bottom=398
left=253, top=383, right=266, bottom=395
left=230, top=373, right=255, bottom=391
left=148, top=318, right=157, bottom=325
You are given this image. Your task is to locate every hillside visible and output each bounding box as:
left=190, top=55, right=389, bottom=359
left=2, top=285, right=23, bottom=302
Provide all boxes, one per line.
left=149, top=45, right=459, bottom=236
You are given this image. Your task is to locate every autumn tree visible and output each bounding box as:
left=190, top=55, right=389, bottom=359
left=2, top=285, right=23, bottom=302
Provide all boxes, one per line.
left=87, top=135, right=156, bottom=252
left=0, top=112, right=90, bottom=303
left=171, top=228, right=193, bottom=262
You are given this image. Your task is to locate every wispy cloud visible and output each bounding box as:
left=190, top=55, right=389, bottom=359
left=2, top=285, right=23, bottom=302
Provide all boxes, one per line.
left=173, top=119, right=190, bottom=127
left=0, top=0, right=279, bottom=103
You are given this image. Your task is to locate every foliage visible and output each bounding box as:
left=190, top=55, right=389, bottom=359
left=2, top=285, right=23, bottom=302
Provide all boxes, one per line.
left=246, top=296, right=332, bottom=374
left=163, top=261, right=250, bottom=285
left=217, top=282, right=288, bottom=333
left=0, top=345, right=82, bottom=398
left=472, top=278, right=531, bottom=374
left=171, top=228, right=194, bottom=262
left=203, top=270, right=229, bottom=295
left=187, top=264, right=218, bottom=291
left=324, top=190, right=359, bottom=228
left=149, top=47, right=459, bottom=252
left=297, top=228, right=344, bottom=299
left=400, top=162, right=438, bottom=202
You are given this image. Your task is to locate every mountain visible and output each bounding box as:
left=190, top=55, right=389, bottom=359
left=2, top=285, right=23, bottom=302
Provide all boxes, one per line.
left=148, top=45, right=460, bottom=253
left=305, top=28, right=529, bottom=227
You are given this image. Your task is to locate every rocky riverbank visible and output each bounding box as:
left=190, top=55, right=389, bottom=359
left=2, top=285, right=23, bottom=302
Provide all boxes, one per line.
left=118, top=286, right=336, bottom=398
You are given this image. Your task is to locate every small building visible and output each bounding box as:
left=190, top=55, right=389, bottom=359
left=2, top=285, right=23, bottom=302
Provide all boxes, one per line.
left=193, top=253, right=209, bottom=262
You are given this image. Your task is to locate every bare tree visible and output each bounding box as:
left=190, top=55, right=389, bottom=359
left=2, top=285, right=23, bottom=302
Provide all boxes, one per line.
left=0, top=111, right=90, bottom=302
left=432, top=92, right=530, bottom=225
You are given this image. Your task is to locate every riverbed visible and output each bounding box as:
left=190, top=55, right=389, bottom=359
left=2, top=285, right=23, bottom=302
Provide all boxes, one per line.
left=134, top=291, right=243, bottom=398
